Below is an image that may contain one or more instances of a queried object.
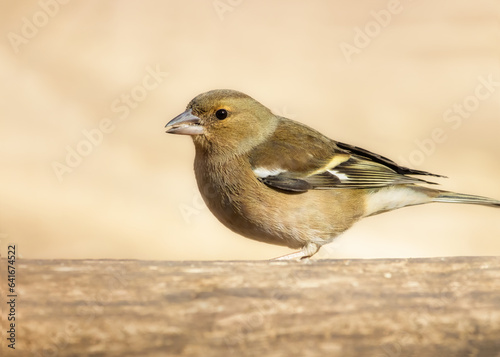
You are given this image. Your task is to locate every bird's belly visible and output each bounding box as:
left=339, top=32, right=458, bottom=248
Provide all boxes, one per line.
left=197, top=171, right=364, bottom=249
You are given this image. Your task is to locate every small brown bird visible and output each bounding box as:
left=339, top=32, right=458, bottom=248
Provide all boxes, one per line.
left=165, top=89, right=500, bottom=260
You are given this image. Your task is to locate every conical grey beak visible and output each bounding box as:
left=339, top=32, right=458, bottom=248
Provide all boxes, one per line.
left=165, top=110, right=204, bottom=135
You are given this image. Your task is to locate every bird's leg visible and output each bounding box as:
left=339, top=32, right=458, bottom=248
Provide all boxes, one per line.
left=271, top=242, right=320, bottom=261
left=272, top=251, right=308, bottom=261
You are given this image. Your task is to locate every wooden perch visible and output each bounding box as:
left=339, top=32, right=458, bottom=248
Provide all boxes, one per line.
left=3, top=256, right=500, bottom=356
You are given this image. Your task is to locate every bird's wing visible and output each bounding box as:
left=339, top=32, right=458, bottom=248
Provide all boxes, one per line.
left=249, top=119, right=444, bottom=193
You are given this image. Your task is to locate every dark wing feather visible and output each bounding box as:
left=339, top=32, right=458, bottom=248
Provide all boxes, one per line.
left=259, top=176, right=312, bottom=193
left=335, top=141, right=446, bottom=178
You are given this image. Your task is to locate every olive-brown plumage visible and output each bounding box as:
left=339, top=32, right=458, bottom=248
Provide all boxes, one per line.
left=165, top=89, right=500, bottom=259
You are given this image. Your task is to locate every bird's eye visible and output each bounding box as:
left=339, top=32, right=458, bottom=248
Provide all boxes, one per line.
left=215, top=109, right=228, bottom=120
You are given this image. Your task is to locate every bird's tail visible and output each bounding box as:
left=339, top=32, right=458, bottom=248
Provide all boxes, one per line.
left=432, top=190, right=500, bottom=208
left=364, top=186, right=500, bottom=217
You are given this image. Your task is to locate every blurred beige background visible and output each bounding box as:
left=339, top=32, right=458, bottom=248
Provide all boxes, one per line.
left=0, top=0, right=499, bottom=260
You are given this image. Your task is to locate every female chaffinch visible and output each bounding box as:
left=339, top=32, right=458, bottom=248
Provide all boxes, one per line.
left=165, top=89, right=500, bottom=260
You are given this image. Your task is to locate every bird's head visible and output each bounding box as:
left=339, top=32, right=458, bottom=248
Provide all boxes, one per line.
left=166, top=89, right=278, bottom=155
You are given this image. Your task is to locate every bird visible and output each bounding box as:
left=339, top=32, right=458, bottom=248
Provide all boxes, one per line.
left=165, top=89, right=500, bottom=260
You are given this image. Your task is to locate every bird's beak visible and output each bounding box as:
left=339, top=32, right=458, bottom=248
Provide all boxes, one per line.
left=165, top=109, right=204, bottom=135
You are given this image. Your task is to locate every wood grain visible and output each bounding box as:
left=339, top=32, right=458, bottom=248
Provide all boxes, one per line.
left=4, top=257, right=500, bottom=356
